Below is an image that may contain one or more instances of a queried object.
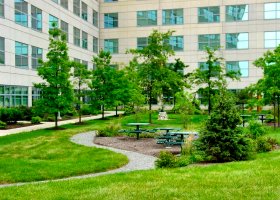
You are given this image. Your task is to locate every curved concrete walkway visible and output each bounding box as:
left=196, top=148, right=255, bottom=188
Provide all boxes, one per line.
left=0, top=131, right=156, bottom=188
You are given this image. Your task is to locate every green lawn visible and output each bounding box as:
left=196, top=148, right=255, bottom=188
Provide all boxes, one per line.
left=120, top=112, right=208, bottom=130
left=0, top=120, right=128, bottom=183
left=0, top=112, right=205, bottom=184
left=1, top=113, right=280, bottom=199
left=0, top=148, right=280, bottom=199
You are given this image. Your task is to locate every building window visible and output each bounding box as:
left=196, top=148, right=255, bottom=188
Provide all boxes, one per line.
left=60, top=20, right=68, bottom=42
left=104, top=13, right=118, bottom=28
left=226, top=61, right=249, bottom=77
left=74, top=58, right=80, bottom=63
left=198, top=34, right=220, bottom=50
left=73, top=27, right=80, bottom=46
left=198, top=6, right=220, bottom=23
left=81, top=2, right=87, bottom=21
left=31, top=46, right=42, bottom=70
left=14, top=0, right=28, bottom=27
left=137, top=10, right=157, bottom=26
left=93, top=9, right=98, bottom=27
left=104, top=0, right=118, bottom=2
left=0, top=37, right=4, bottom=64
left=32, top=87, right=41, bottom=103
left=15, top=41, right=28, bottom=68
left=168, top=36, right=184, bottom=51
left=31, top=5, right=42, bottom=31
left=137, top=37, right=148, bottom=49
left=198, top=62, right=221, bottom=76
left=49, top=15, right=58, bottom=29
left=52, top=0, right=58, bottom=3
left=82, top=31, right=88, bottom=49
left=226, top=33, right=248, bottom=49
left=264, top=3, right=280, bottom=19
left=0, top=85, right=28, bottom=107
left=265, top=31, right=280, bottom=48
left=226, top=5, right=248, bottom=22
left=0, top=0, right=4, bottom=17
left=61, top=0, right=68, bottom=9
left=104, top=39, right=118, bottom=54
left=82, top=60, right=88, bottom=68
left=93, top=36, right=98, bottom=53
left=162, top=9, right=183, bottom=25
left=73, top=0, right=80, bottom=17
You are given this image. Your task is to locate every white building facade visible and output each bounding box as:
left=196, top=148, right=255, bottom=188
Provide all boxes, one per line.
left=0, top=0, right=280, bottom=107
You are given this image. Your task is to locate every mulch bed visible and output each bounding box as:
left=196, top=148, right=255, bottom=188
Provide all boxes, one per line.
left=94, top=136, right=181, bottom=157
left=3, top=123, right=40, bottom=130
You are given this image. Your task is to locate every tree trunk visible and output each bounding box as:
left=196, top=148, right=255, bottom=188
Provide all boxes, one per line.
left=173, top=95, right=176, bottom=113
left=277, top=95, right=280, bottom=127
left=79, top=110, right=81, bottom=123
left=55, top=112, right=58, bottom=128
left=149, top=86, right=152, bottom=124
left=208, top=85, right=211, bottom=115
left=115, top=106, right=118, bottom=116
left=274, top=97, right=276, bottom=129
left=102, top=105, right=105, bottom=119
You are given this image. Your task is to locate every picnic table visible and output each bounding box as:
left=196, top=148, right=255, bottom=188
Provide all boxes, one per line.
left=256, top=114, right=266, bottom=124
left=240, top=114, right=252, bottom=127
left=155, top=127, right=181, bottom=145
left=126, top=123, right=150, bottom=140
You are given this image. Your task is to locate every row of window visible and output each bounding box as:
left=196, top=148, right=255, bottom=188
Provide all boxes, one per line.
left=49, top=16, right=98, bottom=52
left=51, top=0, right=98, bottom=27
left=9, top=0, right=99, bottom=53
left=0, top=38, right=93, bottom=70
left=5, top=1, right=98, bottom=32
left=0, top=85, right=43, bottom=107
left=199, top=61, right=249, bottom=78
left=15, top=41, right=42, bottom=69
left=104, top=3, right=279, bottom=28
left=0, top=38, right=42, bottom=68
left=104, top=31, right=280, bottom=54
left=0, top=85, right=28, bottom=107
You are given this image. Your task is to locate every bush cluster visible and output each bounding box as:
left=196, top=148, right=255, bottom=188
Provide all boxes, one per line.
left=0, top=120, right=7, bottom=129
left=97, top=122, right=122, bottom=137
left=80, top=104, right=100, bottom=115
left=31, top=116, right=42, bottom=124
left=246, top=120, right=266, bottom=139
left=0, top=107, right=24, bottom=124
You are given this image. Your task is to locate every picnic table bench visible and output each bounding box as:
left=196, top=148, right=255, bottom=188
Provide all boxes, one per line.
left=125, top=123, right=150, bottom=140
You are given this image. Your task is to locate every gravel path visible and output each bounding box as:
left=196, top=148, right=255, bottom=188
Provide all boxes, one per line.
left=0, top=131, right=156, bottom=188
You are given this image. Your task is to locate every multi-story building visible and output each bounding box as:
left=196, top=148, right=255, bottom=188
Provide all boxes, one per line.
left=1, top=0, right=280, bottom=107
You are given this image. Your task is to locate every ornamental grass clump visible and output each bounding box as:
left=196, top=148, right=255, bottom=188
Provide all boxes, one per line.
left=196, top=88, right=254, bottom=162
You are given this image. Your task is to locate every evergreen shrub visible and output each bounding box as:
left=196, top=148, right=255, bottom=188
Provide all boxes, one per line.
left=196, top=89, right=254, bottom=162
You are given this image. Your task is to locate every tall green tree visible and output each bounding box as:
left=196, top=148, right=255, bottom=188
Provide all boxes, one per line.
left=91, top=50, right=112, bottom=119
left=174, top=91, right=196, bottom=129
left=129, top=30, right=185, bottom=123
left=72, top=61, right=90, bottom=123
left=254, top=45, right=280, bottom=127
left=166, top=58, right=189, bottom=111
left=124, top=59, right=145, bottom=113
left=34, top=27, right=73, bottom=128
left=191, top=47, right=240, bottom=114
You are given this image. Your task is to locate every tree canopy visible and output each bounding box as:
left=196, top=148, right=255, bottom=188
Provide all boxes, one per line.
left=34, top=27, right=73, bottom=128
left=191, top=47, right=240, bottom=114
left=128, top=30, right=186, bottom=122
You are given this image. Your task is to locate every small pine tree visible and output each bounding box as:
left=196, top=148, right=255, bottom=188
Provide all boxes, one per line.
left=196, top=86, right=253, bottom=162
